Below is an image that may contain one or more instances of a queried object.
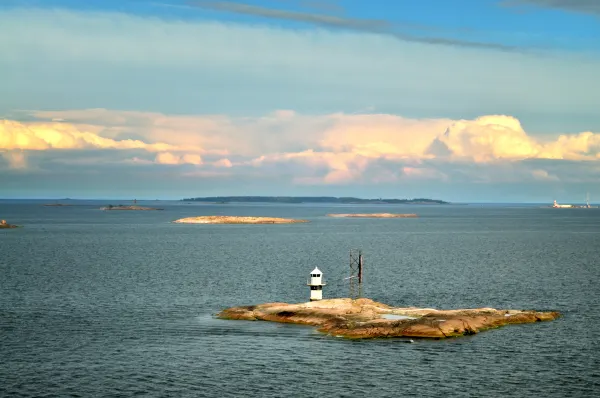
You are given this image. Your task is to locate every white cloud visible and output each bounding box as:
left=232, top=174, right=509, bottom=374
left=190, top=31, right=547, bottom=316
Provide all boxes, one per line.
left=155, top=152, right=203, bottom=165
left=434, top=116, right=539, bottom=161
left=531, top=169, right=560, bottom=181
left=213, top=158, right=233, bottom=168
left=3, top=109, right=600, bottom=188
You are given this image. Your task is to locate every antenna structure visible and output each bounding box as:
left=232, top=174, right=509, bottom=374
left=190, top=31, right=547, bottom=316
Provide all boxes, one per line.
left=586, top=192, right=590, bottom=208
left=347, top=249, right=364, bottom=299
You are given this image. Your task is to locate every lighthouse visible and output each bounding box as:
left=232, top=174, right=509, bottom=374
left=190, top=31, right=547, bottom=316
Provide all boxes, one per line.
left=307, top=267, right=326, bottom=301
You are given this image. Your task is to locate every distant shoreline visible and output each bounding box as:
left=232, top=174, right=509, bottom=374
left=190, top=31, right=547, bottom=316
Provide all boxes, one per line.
left=328, top=213, right=418, bottom=218
left=100, top=205, right=164, bottom=211
left=173, top=216, right=308, bottom=224
left=181, top=196, right=449, bottom=205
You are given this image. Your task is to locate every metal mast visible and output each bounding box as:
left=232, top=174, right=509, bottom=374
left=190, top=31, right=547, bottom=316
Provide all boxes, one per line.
left=586, top=192, right=590, bottom=208
left=348, top=249, right=364, bottom=299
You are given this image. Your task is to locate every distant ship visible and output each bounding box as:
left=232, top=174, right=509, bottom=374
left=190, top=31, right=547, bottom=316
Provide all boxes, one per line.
left=551, top=194, right=596, bottom=209
left=552, top=200, right=573, bottom=208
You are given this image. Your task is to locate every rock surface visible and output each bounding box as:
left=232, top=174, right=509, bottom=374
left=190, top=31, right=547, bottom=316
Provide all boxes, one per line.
left=217, top=298, right=560, bottom=339
left=327, top=213, right=418, bottom=218
left=0, top=220, right=19, bottom=229
left=173, top=216, right=308, bottom=224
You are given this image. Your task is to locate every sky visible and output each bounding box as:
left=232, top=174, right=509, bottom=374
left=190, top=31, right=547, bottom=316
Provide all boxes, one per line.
left=1, top=0, right=600, bottom=202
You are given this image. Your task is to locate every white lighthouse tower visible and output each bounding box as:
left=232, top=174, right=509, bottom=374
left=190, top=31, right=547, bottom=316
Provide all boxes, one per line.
left=307, top=267, right=326, bottom=301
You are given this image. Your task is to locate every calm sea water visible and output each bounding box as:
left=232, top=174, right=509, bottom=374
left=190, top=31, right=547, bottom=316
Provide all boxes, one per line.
left=1, top=201, right=599, bottom=397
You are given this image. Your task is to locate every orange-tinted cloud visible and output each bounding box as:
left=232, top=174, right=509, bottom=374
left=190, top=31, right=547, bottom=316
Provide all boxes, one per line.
left=212, top=158, right=233, bottom=168
left=0, top=119, right=176, bottom=152
left=155, top=152, right=203, bottom=165
left=2, top=110, right=600, bottom=185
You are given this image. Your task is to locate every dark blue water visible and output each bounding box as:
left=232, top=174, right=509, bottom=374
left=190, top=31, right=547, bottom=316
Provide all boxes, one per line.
left=1, top=201, right=599, bottom=397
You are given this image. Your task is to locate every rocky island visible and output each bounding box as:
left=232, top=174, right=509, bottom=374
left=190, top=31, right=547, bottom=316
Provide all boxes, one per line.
left=0, top=220, right=19, bottom=229
left=100, top=205, right=163, bottom=211
left=328, top=213, right=418, bottom=218
left=173, top=216, right=308, bottom=224
left=218, top=298, right=560, bottom=339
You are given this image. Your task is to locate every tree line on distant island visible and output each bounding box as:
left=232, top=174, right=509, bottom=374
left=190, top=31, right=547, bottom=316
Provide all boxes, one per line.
left=181, top=196, right=448, bottom=204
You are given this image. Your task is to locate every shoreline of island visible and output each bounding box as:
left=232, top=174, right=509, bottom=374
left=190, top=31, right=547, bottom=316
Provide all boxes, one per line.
left=181, top=196, right=449, bottom=205
left=173, top=216, right=308, bottom=224
left=217, top=298, right=560, bottom=340
left=0, top=220, right=20, bottom=229
left=327, top=213, right=418, bottom=218
left=100, top=205, right=164, bottom=211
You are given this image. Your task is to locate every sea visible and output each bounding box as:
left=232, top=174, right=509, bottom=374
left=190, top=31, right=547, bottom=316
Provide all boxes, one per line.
left=1, top=200, right=599, bottom=397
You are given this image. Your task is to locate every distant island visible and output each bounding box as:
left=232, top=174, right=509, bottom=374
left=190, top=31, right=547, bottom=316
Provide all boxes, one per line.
left=181, top=196, right=448, bottom=204
left=100, top=205, right=163, bottom=211
left=328, top=213, right=418, bottom=218
left=173, top=216, right=308, bottom=224
left=0, top=220, right=19, bottom=229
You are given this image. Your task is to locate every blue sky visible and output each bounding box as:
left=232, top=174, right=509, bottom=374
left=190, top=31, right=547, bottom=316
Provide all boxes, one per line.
left=1, top=0, right=600, bottom=201
left=2, top=0, right=599, bottom=51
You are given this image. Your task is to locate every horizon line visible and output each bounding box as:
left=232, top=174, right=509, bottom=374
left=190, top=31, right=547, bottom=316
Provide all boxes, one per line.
left=0, top=197, right=595, bottom=205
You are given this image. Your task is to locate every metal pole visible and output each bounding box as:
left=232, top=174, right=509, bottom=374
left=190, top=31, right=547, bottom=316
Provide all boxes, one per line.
left=358, top=252, right=363, bottom=284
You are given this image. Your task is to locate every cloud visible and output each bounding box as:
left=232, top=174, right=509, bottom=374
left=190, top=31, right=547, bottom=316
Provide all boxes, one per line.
left=317, top=114, right=452, bottom=158
left=0, top=151, right=27, bottom=169
left=0, top=118, right=217, bottom=168
left=189, top=0, right=518, bottom=51
left=430, top=115, right=539, bottom=161
left=1, top=8, right=599, bottom=130
left=539, top=131, right=600, bottom=159
left=155, top=152, right=203, bottom=165
left=0, top=119, right=178, bottom=152
left=7, top=109, right=600, bottom=163
left=6, top=108, right=600, bottom=189
left=28, top=108, right=310, bottom=156
left=3, top=108, right=600, bottom=200
left=531, top=169, right=559, bottom=181
left=190, top=1, right=390, bottom=29
left=213, top=158, right=233, bottom=168
left=502, top=0, right=600, bottom=16
left=228, top=112, right=600, bottom=187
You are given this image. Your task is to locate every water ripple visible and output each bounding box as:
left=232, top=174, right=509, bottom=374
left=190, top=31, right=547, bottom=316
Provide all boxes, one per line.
left=1, top=203, right=599, bottom=397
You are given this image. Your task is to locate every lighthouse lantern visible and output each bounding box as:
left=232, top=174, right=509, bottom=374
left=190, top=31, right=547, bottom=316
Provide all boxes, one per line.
left=307, top=267, right=326, bottom=301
